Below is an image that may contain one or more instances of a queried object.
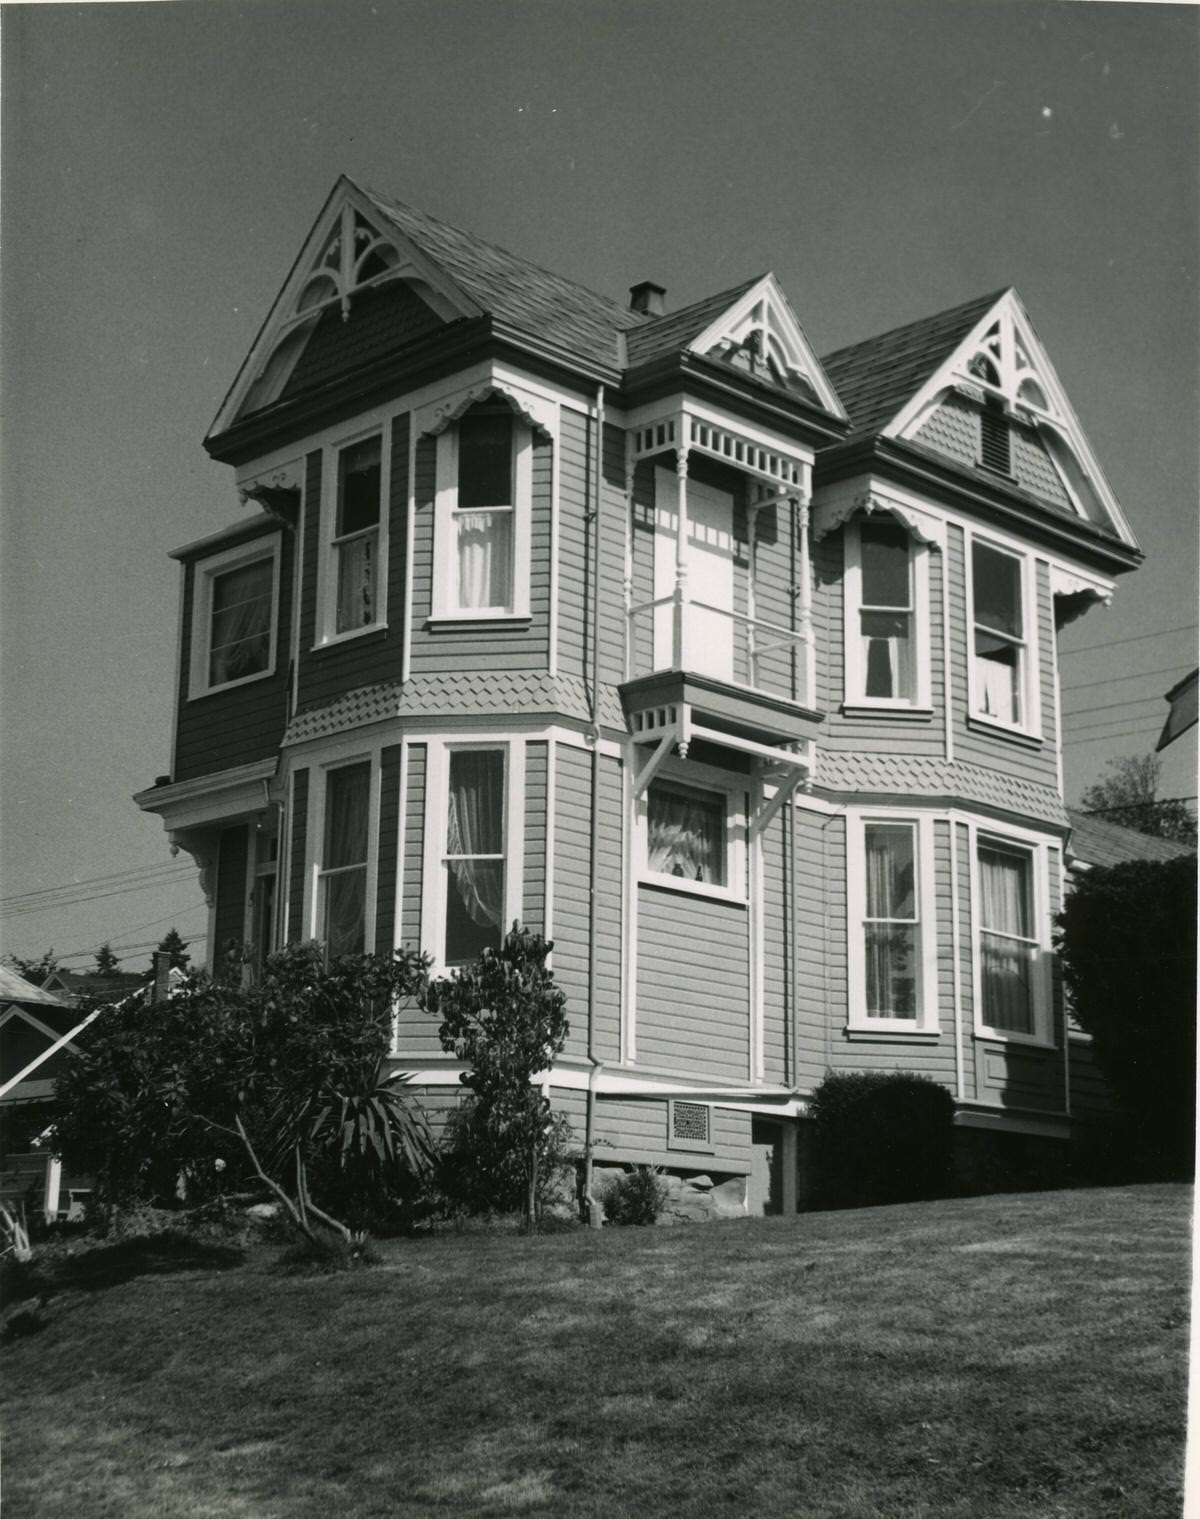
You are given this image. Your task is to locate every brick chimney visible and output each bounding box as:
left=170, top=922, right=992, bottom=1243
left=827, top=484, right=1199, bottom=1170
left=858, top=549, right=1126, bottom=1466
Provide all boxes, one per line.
left=629, top=281, right=666, bottom=317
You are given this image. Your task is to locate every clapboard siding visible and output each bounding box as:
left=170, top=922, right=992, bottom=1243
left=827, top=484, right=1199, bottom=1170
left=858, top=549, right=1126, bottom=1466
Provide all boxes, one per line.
left=394, top=744, right=438, bottom=1053
left=557, top=410, right=626, bottom=688
left=174, top=525, right=294, bottom=782
left=522, top=741, right=548, bottom=935
left=750, top=493, right=801, bottom=702
left=286, top=769, right=309, bottom=943
left=213, top=825, right=249, bottom=956
left=760, top=807, right=791, bottom=1086
left=953, top=819, right=977, bottom=1099
left=375, top=744, right=402, bottom=955
left=813, top=522, right=948, bottom=757
left=551, top=744, right=623, bottom=1064
left=408, top=414, right=552, bottom=673
left=296, top=417, right=409, bottom=709
left=948, top=524, right=1059, bottom=788
left=552, top=1089, right=754, bottom=1174
left=636, top=885, right=750, bottom=1082
left=792, top=808, right=845, bottom=1092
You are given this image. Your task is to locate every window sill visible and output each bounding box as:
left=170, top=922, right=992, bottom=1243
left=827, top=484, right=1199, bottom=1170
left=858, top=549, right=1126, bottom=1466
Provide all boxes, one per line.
left=311, top=624, right=389, bottom=652
left=187, top=666, right=277, bottom=702
left=425, top=614, right=533, bottom=631
left=966, top=713, right=1043, bottom=749
left=844, top=1025, right=940, bottom=1043
left=639, top=875, right=745, bottom=908
left=974, top=1027, right=1055, bottom=1050
left=841, top=703, right=934, bottom=722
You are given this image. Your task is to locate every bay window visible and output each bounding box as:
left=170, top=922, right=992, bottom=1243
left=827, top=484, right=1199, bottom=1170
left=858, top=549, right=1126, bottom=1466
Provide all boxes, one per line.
left=976, top=839, right=1040, bottom=1037
left=189, top=536, right=280, bottom=698
left=846, top=812, right=937, bottom=1032
left=843, top=514, right=930, bottom=710
left=317, top=762, right=371, bottom=958
left=333, top=435, right=382, bottom=634
left=971, top=539, right=1030, bottom=729
left=443, top=748, right=507, bottom=966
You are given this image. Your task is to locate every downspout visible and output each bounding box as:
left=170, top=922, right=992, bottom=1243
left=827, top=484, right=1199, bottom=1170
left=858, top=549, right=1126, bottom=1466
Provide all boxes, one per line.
left=949, top=813, right=965, bottom=1102
left=584, top=384, right=606, bottom=1226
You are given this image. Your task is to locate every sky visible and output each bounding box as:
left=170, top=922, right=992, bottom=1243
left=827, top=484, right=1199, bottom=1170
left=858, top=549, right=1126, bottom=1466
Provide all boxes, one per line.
left=1, top=0, right=1197, bottom=973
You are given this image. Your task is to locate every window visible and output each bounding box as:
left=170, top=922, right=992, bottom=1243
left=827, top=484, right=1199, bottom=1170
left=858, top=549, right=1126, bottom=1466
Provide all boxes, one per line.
left=443, top=748, right=506, bottom=966
left=333, top=436, right=382, bottom=634
left=646, top=781, right=726, bottom=888
left=971, top=539, right=1030, bottom=730
left=843, top=516, right=930, bottom=710
left=433, top=406, right=532, bottom=621
left=976, top=839, right=1040, bottom=1037
left=846, top=813, right=937, bottom=1032
left=189, top=537, right=280, bottom=697
left=317, top=762, right=371, bottom=958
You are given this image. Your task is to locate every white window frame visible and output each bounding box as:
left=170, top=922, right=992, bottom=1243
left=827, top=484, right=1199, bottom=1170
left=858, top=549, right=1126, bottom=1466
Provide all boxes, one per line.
left=307, top=754, right=379, bottom=957
left=315, top=423, right=391, bottom=647
left=966, top=530, right=1041, bottom=739
left=970, top=822, right=1054, bottom=1047
left=846, top=810, right=938, bottom=1033
left=842, top=516, right=932, bottom=713
left=636, top=759, right=747, bottom=905
left=188, top=535, right=281, bottom=699
left=421, top=738, right=526, bottom=975
left=431, top=415, right=533, bottom=624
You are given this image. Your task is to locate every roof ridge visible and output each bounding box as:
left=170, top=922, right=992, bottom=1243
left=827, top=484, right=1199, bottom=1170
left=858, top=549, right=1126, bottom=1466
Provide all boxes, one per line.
left=358, top=182, right=652, bottom=331
left=636, top=272, right=766, bottom=328
left=821, top=287, right=1009, bottom=365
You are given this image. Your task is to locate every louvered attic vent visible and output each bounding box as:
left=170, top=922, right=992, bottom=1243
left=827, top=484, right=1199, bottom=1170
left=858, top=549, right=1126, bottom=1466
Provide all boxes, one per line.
left=980, top=402, right=1012, bottom=476
left=669, top=1100, right=712, bottom=1152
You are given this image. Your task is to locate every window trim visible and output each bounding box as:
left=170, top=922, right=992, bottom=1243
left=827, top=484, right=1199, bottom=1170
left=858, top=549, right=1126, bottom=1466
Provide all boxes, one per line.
left=431, top=415, right=533, bottom=624
left=842, top=515, right=932, bottom=714
left=421, top=738, right=526, bottom=975
left=188, top=535, right=282, bottom=700
left=315, top=423, right=391, bottom=648
left=966, top=531, right=1041, bottom=740
left=636, top=761, right=747, bottom=905
left=307, top=754, right=379, bottom=957
left=846, top=809, right=939, bottom=1034
left=969, top=822, right=1054, bottom=1047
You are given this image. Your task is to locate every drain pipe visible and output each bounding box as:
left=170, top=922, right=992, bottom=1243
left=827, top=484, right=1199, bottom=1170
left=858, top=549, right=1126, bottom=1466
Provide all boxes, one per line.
left=584, top=384, right=606, bottom=1227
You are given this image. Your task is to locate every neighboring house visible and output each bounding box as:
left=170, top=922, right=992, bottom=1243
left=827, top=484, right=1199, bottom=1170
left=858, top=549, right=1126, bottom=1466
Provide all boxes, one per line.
left=135, top=177, right=1145, bottom=1212
left=1157, top=668, right=1198, bottom=752
left=40, top=969, right=148, bottom=1006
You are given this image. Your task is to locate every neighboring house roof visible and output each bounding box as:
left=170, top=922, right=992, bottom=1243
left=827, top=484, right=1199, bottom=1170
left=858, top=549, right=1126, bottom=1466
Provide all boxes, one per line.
left=0, top=965, right=69, bottom=1009
left=624, top=277, right=764, bottom=369
left=1065, top=809, right=1196, bottom=870
left=820, top=289, right=1006, bottom=439
left=1156, top=668, right=1198, bottom=752
left=360, top=185, right=652, bottom=371
left=41, top=970, right=148, bottom=1004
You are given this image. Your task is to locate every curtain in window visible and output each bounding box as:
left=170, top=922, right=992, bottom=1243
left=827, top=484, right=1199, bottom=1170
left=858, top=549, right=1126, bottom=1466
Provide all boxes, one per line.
left=336, top=532, right=376, bottom=632
left=446, top=750, right=504, bottom=935
left=861, top=612, right=912, bottom=699
left=321, top=764, right=370, bottom=957
left=979, top=844, right=1035, bottom=1033
left=457, top=511, right=513, bottom=610
left=863, top=824, right=916, bottom=1017
left=648, top=786, right=724, bottom=885
left=975, top=638, right=1019, bottom=723
left=209, top=560, right=272, bottom=685
left=324, top=870, right=367, bottom=959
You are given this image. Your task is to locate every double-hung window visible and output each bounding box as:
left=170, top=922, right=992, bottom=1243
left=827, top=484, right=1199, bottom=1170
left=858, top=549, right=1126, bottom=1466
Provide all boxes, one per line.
left=847, top=812, right=937, bottom=1032
left=433, top=406, right=532, bottom=621
left=333, top=435, right=383, bottom=635
left=443, top=748, right=507, bottom=966
left=971, top=539, right=1032, bottom=731
left=843, top=515, right=930, bottom=711
left=317, top=762, right=371, bottom=958
left=976, top=838, right=1043, bottom=1039
left=189, top=536, right=280, bottom=698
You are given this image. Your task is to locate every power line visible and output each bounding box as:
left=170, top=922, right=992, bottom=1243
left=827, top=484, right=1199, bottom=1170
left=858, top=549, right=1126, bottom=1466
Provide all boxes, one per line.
left=1082, top=798, right=1197, bottom=814
left=1061, top=694, right=1167, bottom=719
left=1059, top=623, right=1198, bottom=657
left=0, top=860, right=193, bottom=909
left=58, top=906, right=210, bottom=962
left=1061, top=662, right=1194, bottom=693
left=0, top=871, right=198, bottom=921
left=1063, top=723, right=1164, bottom=747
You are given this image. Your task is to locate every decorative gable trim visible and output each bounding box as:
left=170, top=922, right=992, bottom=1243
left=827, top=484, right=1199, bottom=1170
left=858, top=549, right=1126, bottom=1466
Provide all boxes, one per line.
left=0, top=1004, right=80, bottom=1049
left=687, top=274, right=847, bottom=420
left=414, top=378, right=556, bottom=442
left=209, top=176, right=483, bottom=439
left=813, top=488, right=946, bottom=550
left=886, top=290, right=1138, bottom=549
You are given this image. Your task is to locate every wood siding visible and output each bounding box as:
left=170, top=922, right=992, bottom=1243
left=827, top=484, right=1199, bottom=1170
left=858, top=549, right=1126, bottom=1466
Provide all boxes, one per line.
left=792, top=808, right=845, bottom=1091
left=214, top=825, right=249, bottom=957
left=523, top=741, right=548, bottom=935
left=174, top=525, right=294, bottom=783
left=552, top=1088, right=755, bottom=1174
left=375, top=744, right=402, bottom=955
left=296, top=416, right=410, bottom=710
left=635, top=884, right=750, bottom=1082
left=552, top=744, right=622, bottom=1064
left=287, top=769, right=309, bottom=943
left=914, top=396, right=1074, bottom=513
left=555, top=409, right=626, bottom=688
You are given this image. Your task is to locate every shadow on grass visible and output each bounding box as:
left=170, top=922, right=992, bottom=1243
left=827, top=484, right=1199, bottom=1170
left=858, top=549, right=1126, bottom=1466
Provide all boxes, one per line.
left=4, top=1231, right=245, bottom=1302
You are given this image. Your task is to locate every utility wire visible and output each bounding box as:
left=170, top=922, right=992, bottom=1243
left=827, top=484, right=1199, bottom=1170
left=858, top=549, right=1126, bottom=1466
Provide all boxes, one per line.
left=1062, top=694, right=1168, bottom=719
left=0, top=872, right=198, bottom=921
left=0, top=860, right=192, bottom=909
left=1061, top=662, right=1194, bottom=692
left=1059, top=622, right=1198, bottom=657
left=1082, top=798, right=1197, bottom=814
left=1063, top=723, right=1164, bottom=746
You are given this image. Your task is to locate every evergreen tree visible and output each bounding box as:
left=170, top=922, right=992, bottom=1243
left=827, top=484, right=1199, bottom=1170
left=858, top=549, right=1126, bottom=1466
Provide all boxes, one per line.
left=155, top=928, right=191, bottom=972
left=94, top=943, right=122, bottom=977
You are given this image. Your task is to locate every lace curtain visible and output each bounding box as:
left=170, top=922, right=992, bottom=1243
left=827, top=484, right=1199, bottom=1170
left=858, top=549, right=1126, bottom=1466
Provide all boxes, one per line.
left=979, top=844, right=1035, bottom=1033
left=209, top=560, right=272, bottom=685
left=336, top=531, right=376, bottom=632
left=445, top=751, right=504, bottom=961
left=863, top=824, right=916, bottom=1017
left=648, top=786, right=724, bottom=885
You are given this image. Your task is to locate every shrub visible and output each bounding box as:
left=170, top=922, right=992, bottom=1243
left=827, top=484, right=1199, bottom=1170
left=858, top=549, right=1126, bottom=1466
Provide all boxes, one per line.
left=809, top=1071, right=955, bottom=1209
left=601, top=1166, right=667, bottom=1226
left=435, top=1102, right=577, bottom=1221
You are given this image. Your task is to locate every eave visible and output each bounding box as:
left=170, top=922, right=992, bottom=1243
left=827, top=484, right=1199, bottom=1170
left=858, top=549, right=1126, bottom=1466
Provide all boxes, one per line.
left=815, top=435, right=1143, bottom=577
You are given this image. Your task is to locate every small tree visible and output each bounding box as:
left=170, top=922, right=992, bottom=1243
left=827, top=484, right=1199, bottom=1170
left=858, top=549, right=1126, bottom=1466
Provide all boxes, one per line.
left=1057, top=855, right=1196, bottom=1178
left=1079, top=753, right=1197, bottom=846
left=93, top=943, right=122, bottom=978
left=154, top=928, right=191, bottom=973
left=425, top=924, right=570, bottom=1227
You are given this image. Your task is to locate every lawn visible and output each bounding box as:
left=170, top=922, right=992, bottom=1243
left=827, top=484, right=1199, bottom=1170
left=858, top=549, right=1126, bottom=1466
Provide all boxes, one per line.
left=1, top=1184, right=1189, bottom=1519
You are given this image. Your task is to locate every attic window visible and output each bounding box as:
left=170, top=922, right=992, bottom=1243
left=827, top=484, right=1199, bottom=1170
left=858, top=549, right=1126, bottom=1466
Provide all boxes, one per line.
left=980, top=401, right=1011, bottom=476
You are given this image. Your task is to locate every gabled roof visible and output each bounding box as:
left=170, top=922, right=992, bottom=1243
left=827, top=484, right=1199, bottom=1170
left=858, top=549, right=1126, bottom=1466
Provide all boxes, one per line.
left=821, top=290, right=1005, bottom=439
left=360, top=183, right=650, bottom=371
left=1066, top=809, right=1196, bottom=870
left=0, top=965, right=68, bottom=1009
left=624, top=277, right=763, bottom=368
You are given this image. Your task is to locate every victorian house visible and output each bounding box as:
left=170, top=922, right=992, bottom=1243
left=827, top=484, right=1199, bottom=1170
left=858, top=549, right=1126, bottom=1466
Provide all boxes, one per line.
left=136, top=178, right=1142, bottom=1211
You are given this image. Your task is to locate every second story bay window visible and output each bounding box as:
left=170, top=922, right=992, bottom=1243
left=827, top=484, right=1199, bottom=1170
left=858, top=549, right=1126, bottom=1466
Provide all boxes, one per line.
left=333, top=436, right=383, bottom=634
left=970, top=537, right=1037, bottom=734
left=842, top=514, right=931, bottom=712
left=433, top=405, right=532, bottom=623
left=188, top=536, right=281, bottom=699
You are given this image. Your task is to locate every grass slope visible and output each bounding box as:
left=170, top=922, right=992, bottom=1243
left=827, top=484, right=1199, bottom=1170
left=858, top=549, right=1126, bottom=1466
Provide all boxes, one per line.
left=1, top=1185, right=1189, bottom=1519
